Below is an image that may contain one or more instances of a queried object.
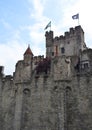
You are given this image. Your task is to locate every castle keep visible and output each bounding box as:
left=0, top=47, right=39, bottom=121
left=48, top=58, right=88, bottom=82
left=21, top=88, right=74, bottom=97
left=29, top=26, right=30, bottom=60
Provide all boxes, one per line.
left=0, top=25, right=92, bottom=130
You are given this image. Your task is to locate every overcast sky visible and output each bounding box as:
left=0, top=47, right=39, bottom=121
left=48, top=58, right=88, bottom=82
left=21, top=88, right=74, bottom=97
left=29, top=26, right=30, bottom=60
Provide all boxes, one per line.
left=0, top=0, right=92, bottom=75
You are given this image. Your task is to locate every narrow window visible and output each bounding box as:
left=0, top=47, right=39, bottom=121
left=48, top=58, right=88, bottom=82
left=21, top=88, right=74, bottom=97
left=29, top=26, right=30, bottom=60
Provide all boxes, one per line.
left=56, top=46, right=58, bottom=56
left=61, top=47, right=65, bottom=53
left=67, top=41, right=70, bottom=44
left=52, top=52, right=54, bottom=56
left=84, top=63, right=89, bottom=69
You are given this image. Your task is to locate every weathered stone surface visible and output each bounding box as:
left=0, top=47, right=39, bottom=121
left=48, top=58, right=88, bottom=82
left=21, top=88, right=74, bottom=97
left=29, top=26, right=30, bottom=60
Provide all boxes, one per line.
left=1, top=26, right=92, bottom=130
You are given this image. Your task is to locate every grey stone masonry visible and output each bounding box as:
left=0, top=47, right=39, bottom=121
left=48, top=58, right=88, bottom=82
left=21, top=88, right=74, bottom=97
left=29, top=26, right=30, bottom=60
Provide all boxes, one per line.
left=0, top=26, right=92, bottom=130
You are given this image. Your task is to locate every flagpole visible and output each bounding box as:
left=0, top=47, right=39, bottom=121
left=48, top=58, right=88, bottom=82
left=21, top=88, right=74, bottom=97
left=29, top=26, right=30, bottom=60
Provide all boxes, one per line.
left=78, top=18, right=79, bottom=25
left=50, top=22, right=51, bottom=31
left=72, top=13, right=79, bottom=26
left=78, top=14, right=79, bottom=25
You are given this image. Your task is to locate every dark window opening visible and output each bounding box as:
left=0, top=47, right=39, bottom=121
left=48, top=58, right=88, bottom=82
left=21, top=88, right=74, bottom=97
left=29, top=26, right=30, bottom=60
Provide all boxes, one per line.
left=23, top=88, right=30, bottom=96
left=52, top=52, right=54, bottom=56
left=53, top=86, right=58, bottom=91
left=84, top=63, right=89, bottom=69
left=56, top=46, right=58, bottom=56
left=61, top=47, right=65, bottom=53
left=68, top=41, right=70, bottom=44
left=66, top=86, right=72, bottom=92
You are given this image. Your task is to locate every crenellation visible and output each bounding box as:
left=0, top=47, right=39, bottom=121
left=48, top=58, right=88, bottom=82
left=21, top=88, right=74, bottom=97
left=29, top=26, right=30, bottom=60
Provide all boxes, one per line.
left=45, top=30, right=53, bottom=38
left=59, top=35, right=65, bottom=40
left=70, top=27, right=74, bottom=34
left=37, top=55, right=44, bottom=61
left=75, top=25, right=83, bottom=32
left=45, top=30, right=53, bottom=47
left=65, top=31, right=70, bottom=38
left=4, top=75, right=13, bottom=80
left=54, top=36, right=60, bottom=41
left=53, top=35, right=65, bottom=42
left=33, top=55, right=44, bottom=66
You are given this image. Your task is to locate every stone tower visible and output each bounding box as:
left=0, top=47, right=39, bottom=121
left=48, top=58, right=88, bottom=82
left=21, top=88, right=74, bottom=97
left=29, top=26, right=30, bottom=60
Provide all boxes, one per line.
left=14, top=45, right=33, bottom=82
left=45, top=25, right=86, bottom=58
left=45, top=30, right=53, bottom=57
left=0, top=25, right=92, bottom=130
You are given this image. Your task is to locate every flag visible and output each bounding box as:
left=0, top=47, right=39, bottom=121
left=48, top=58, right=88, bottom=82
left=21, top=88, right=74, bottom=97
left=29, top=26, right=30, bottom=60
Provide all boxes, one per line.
left=72, top=13, right=79, bottom=19
left=44, top=21, right=51, bottom=30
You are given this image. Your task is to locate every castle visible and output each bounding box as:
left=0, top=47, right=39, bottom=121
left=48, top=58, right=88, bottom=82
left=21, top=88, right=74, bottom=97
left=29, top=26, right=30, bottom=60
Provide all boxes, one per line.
left=0, top=25, right=92, bottom=130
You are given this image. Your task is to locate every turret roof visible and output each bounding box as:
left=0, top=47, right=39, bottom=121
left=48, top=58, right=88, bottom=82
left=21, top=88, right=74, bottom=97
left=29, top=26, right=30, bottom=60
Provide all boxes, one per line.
left=24, top=45, right=33, bottom=56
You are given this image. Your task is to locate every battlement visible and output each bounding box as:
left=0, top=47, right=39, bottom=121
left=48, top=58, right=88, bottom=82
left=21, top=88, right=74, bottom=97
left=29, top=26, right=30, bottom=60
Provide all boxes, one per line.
left=53, top=25, right=84, bottom=42
left=4, top=75, right=13, bottom=81
left=35, top=57, right=51, bottom=74
left=45, top=26, right=84, bottom=43
left=33, top=55, right=44, bottom=64
left=32, top=55, right=51, bottom=75
left=46, top=25, right=85, bottom=57
left=45, top=30, right=53, bottom=38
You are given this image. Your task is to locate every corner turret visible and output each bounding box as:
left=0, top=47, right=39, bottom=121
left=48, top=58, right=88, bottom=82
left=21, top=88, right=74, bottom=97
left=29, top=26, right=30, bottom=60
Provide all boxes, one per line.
left=45, top=31, right=53, bottom=57
left=24, top=45, right=33, bottom=65
left=14, top=45, right=34, bottom=83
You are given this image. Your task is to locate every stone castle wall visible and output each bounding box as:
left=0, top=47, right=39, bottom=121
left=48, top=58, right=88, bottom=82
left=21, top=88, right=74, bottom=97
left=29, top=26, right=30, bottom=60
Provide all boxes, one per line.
left=0, top=26, right=92, bottom=130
